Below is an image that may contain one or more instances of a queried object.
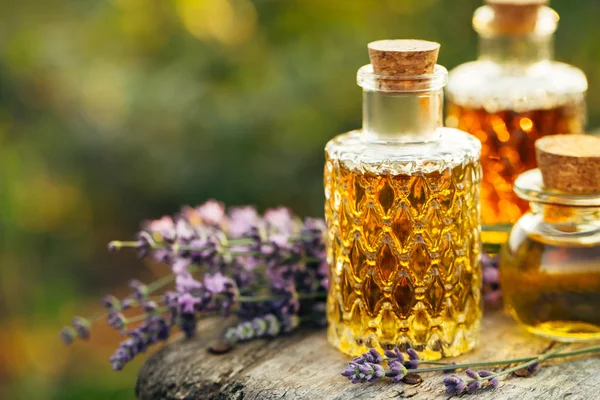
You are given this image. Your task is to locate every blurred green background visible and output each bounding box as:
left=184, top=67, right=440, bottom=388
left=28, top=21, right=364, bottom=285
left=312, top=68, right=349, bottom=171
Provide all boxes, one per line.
left=1, top=0, right=599, bottom=398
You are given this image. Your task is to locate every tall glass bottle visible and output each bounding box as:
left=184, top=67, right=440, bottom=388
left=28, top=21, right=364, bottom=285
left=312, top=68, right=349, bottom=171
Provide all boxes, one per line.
left=325, top=40, right=483, bottom=359
left=446, top=0, right=587, bottom=228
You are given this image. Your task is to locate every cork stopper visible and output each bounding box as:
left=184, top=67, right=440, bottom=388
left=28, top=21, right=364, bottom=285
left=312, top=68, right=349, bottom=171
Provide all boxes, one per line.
left=368, top=40, right=440, bottom=76
left=536, top=135, right=600, bottom=194
left=485, top=0, right=548, bottom=34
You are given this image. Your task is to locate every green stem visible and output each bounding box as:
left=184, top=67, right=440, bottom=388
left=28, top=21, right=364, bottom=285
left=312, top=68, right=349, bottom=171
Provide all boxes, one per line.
left=124, top=308, right=168, bottom=324
left=467, top=345, right=568, bottom=384
left=402, top=345, right=600, bottom=374
left=421, top=346, right=600, bottom=371
left=238, top=291, right=326, bottom=303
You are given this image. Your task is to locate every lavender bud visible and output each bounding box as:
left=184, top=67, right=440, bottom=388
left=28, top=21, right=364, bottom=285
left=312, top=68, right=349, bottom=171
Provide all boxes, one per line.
left=129, top=280, right=149, bottom=301
left=443, top=375, right=466, bottom=394
left=478, top=370, right=499, bottom=388
left=60, top=327, right=76, bottom=345
left=143, top=301, right=158, bottom=313
left=384, top=347, right=404, bottom=364
left=364, top=348, right=383, bottom=364
left=107, top=241, right=120, bottom=252
left=388, top=360, right=407, bottom=383
left=102, top=295, right=121, bottom=313
left=225, top=328, right=239, bottom=344
left=121, top=298, right=134, bottom=310
left=107, top=312, right=127, bottom=331
left=264, top=314, right=281, bottom=337
left=466, top=368, right=480, bottom=380
left=467, top=380, right=482, bottom=394
left=528, top=362, right=540, bottom=374
left=72, top=316, right=91, bottom=340
left=405, top=348, right=420, bottom=369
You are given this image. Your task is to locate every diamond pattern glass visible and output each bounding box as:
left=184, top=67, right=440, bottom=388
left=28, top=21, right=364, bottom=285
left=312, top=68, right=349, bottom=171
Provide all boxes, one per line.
left=324, top=148, right=482, bottom=359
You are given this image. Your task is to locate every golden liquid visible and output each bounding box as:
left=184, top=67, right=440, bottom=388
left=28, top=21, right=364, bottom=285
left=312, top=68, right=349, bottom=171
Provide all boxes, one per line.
left=324, top=155, right=482, bottom=359
left=500, top=228, right=600, bottom=341
left=446, top=102, right=584, bottom=225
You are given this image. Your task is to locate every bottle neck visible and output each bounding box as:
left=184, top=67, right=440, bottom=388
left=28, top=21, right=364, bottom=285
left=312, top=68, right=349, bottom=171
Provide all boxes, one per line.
left=478, top=34, right=553, bottom=65
left=362, top=88, right=443, bottom=143
left=532, top=202, right=600, bottom=229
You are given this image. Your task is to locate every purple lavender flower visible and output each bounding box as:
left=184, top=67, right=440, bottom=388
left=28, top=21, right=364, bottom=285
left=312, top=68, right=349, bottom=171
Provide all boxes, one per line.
left=443, top=375, right=466, bottom=394
left=129, top=280, right=149, bottom=301
left=264, top=207, right=296, bottom=235
left=146, top=216, right=176, bottom=242
left=228, top=206, right=260, bottom=238
left=466, top=368, right=480, bottom=380
left=528, top=361, right=540, bottom=374
left=342, top=361, right=385, bottom=384
left=121, top=298, right=134, bottom=310
left=388, top=360, right=407, bottom=383
left=195, top=200, right=226, bottom=226
left=175, top=272, right=203, bottom=293
left=224, top=313, right=285, bottom=344
left=64, top=202, right=330, bottom=372
left=384, top=347, right=405, bottom=363
left=102, top=295, right=121, bottom=313
left=406, top=348, right=420, bottom=369
left=361, top=349, right=383, bottom=364
left=174, top=218, right=196, bottom=242
left=482, top=252, right=502, bottom=308
left=109, top=315, right=170, bottom=370
left=107, top=312, right=127, bottom=331
left=467, top=380, right=482, bottom=394
left=143, top=301, right=158, bottom=313
left=478, top=370, right=499, bottom=388
left=134, top=231, right=153, bottom=259
left=60, top=327, right=76, bottom=345
left=72, top=317, right=91, bottom=340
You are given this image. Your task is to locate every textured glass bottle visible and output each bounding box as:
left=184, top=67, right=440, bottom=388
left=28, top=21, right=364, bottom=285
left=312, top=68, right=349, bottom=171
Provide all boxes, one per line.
left=446, top=1, right=587, bottom=226
left=325, top=41, right=483, bottom=359
left=501, top=171, right=600, bottom=341
left=501, top=134, right=600, bottom=341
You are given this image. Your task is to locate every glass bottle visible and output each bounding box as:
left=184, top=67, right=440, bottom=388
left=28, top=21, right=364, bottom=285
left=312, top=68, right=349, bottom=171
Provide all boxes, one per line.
left=446, top=0, right=587, bottom=229
left=500, top=134, right=600, bottom=341
left=325, top=40, right=483, bottom=359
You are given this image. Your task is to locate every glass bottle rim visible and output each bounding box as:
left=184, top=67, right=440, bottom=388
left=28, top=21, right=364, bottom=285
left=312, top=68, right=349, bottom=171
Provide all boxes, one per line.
left=514, top=169, right=600, bottom=207
left=357, top=64, right=448, bottom=93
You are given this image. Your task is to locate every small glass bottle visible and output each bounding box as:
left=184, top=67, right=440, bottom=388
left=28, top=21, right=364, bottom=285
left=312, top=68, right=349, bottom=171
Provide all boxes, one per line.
left=446, top=0, right=587, bottom=228
left=500, top=134, right=600, bottom=341
left=325, top=40, right=483, bottom=359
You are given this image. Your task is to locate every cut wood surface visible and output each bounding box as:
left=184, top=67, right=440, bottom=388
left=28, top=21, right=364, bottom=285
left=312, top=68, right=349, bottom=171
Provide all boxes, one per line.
left=136, top=311, right=600, bottom=399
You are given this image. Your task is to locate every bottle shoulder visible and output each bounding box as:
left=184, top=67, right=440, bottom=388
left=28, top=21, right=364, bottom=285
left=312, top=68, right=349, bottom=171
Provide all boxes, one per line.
left=447, top=60, right=587, bottom=112
left=325, top=128, right=481, bottom=175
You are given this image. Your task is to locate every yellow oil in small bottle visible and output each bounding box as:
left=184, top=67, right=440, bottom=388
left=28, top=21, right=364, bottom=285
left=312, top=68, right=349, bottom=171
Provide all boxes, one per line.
left=501, top=225, right=600, bottom=341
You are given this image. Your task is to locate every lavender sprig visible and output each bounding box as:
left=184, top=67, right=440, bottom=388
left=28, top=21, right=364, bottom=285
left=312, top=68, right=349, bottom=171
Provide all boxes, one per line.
left=342, top=345, right=599, bottom=394
left=61, top=201, right=329, bottom=371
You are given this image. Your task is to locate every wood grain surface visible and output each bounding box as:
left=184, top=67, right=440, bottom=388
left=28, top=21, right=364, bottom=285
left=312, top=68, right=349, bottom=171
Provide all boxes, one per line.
left=136, top=311, right=600, bottom=399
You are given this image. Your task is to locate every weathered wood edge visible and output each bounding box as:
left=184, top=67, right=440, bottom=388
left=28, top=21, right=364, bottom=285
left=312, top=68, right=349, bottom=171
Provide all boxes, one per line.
left=136, top=312, right=600, bottom=400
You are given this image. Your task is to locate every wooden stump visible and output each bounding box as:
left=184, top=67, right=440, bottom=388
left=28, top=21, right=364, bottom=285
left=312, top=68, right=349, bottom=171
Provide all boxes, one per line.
left=136, top=311, right=600, bottom=399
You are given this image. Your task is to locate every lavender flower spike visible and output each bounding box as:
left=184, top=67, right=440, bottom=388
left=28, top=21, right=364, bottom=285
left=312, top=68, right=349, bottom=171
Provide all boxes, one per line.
left=342, top=361, right=385, bottom=384
left=443, top=375, right=466, bottom=394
